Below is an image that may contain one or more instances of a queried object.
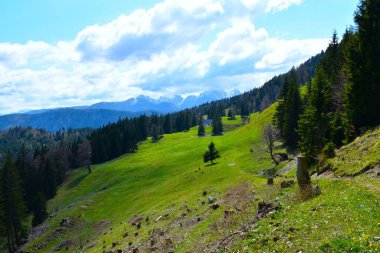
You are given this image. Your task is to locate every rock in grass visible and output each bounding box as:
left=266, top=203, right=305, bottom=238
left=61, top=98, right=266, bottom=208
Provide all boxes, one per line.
left=311, top=185, right=321, bottom=196
left=208, top=196, right=216, bottom=203
left=224, top=209, right=236, bottom=218
left=258, top=201, right=273, bottom=214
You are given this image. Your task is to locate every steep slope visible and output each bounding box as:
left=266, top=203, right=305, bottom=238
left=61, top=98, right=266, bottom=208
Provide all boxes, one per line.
left=323, top=127, right=380, bottom=176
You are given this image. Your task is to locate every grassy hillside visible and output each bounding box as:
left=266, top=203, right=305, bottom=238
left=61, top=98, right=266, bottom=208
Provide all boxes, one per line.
left=323, top=127, right=380, bottom=176
left=23, top=104, right=380, bottom=252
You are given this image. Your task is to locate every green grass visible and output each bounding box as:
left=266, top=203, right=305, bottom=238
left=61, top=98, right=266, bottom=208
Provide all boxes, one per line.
left=324, top=127, right=380, bottom=176
left=24, top=106, right=275, bottom=252
left=235, top=178, right=380, bottom=252
left=23, top=104, right=380, bottom=252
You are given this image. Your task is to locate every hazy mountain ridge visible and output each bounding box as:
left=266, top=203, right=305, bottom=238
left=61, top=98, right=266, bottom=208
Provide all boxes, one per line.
left=0, top=90, right=236, bottom=131
left=0, top=108, right=151, bottom=131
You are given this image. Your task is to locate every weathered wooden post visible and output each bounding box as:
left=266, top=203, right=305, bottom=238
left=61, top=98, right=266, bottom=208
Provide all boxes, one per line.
left=296, top=155, right=311, bottom=188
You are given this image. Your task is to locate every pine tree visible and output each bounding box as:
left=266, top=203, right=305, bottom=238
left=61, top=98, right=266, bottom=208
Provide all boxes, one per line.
left=32, top=192, right=48, bottom=227
left=203, top=142, right=221, bottom=165
left=283, top=69, right=302, bottom=147
left=198, top=116, right=205, bottom=137
left=0, top=154, right=27, bottom=252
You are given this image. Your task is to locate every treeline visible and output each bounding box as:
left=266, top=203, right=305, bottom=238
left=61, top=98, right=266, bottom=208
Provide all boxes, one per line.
left=0, top=126, right=91, bottom=165
left=273, top=0, right=380, bottom=162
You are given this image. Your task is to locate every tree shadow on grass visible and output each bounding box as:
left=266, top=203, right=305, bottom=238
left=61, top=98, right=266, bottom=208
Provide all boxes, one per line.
left=66, top=173, right=88, bottom=189
left=205, top=162, right=219, bottom=167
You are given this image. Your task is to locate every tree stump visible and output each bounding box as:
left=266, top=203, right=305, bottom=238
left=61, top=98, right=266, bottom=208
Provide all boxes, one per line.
left=296, top=155, right=311, bottom=188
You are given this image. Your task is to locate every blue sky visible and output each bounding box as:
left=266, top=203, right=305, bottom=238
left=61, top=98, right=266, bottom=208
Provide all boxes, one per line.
left=0, top=0, right=359, bottom=114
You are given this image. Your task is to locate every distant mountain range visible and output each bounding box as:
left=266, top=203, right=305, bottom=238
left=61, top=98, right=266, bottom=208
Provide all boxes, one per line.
left=0, top=90, right=239, bottom=131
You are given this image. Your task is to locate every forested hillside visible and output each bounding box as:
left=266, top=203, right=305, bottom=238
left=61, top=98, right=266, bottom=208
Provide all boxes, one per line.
left=273, top=0, right=380, bottom=164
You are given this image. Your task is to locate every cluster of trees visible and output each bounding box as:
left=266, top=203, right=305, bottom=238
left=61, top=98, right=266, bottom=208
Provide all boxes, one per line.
left=273, top=0, right=380, bottom=162
left=0, top=138, right=91, bottom=252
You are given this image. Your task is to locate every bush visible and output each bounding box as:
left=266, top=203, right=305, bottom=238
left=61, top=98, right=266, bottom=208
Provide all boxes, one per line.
left=322, top=142, right=335, bottom=160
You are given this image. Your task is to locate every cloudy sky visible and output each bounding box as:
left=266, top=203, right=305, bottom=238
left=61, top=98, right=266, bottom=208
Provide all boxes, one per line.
left=0, top=0, right=358, bottom=114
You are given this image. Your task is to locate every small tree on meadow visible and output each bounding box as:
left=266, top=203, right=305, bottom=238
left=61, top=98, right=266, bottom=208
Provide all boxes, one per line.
left=203, top=142, right=221, bottom=165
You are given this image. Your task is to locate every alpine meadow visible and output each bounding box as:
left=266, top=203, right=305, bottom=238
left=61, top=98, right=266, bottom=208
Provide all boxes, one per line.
left=0, top=0, right=379, bottom=252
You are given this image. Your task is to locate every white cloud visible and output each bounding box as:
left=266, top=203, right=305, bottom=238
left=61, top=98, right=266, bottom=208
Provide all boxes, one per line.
left=240, top=0, right=302, bottom=13
left=209, top=19, right=270, bottom=65
left=0, top=0, right=330, bottom=114
left=255, top=38, right=328, bottom=69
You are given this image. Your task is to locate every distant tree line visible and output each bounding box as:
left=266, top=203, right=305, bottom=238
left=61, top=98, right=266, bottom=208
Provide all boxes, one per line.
left=273, top=0, right=380, bottom=163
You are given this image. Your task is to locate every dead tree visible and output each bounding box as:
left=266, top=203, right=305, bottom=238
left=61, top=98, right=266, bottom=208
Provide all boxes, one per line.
left=263, top=124, right=279, bottom=165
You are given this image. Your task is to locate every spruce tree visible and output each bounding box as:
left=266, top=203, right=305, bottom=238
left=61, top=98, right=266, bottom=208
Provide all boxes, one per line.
left=198, top=116, right=205, bottom=137
left=151, top=124, right=160, bottom=142
left=203, top=142, right=221, bottom=165
left=297, top=106, right=322, bottom=161
left=282, top=69, right=302, bottom=147
left=163, top=114, right=172, bottom=134
left=0, top=154, right=27, bottom=252
left=32, top=192, right=48, bottom=227
left=212, top=112, right=223, bottom=136
left=273, top=76, right=290, bottom=136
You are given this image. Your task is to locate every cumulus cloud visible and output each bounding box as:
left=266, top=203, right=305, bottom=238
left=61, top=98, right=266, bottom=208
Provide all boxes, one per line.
left=240, top=0, right=302, bottom=13
left=0, top=0, right=329, bottom=114
left=75, top=0, right=224, bottom=61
